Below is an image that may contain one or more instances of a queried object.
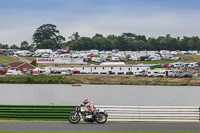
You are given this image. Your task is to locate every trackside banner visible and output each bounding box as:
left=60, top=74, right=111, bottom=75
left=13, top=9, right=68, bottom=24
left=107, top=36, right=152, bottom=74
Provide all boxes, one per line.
left=36, top=58, right=83, bottom=64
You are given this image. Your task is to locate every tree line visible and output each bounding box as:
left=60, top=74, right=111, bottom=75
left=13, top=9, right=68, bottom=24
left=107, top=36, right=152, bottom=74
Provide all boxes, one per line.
left=69, top=33, right=200, bottom=51
left=1, top=23, right=200, bottom=51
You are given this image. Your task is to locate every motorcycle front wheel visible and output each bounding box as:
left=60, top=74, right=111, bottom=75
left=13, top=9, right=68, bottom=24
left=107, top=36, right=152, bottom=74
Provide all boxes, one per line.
left=68, top=113, right=81, bottom=124
left=96, top=113, right=107, bottom=124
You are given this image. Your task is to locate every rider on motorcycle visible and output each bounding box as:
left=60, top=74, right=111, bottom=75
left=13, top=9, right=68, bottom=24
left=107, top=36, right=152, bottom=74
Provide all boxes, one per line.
left=83, top=99, right=96, bottom=112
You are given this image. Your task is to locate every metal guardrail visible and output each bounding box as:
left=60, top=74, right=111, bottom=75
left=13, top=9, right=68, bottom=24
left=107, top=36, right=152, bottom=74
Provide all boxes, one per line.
left=96, top=105, right=200, bottom=122
left=0, top=105, right=199, bottom=122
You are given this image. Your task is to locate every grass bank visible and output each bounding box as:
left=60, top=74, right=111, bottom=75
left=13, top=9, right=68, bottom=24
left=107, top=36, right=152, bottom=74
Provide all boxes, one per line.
left=0, top=75, right=197, bottom=86
left=0, top=55, right=18, bottom=66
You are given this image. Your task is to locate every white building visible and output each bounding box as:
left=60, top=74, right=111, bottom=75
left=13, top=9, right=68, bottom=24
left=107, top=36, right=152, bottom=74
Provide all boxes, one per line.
left=50, top=64, right=157, bottom=75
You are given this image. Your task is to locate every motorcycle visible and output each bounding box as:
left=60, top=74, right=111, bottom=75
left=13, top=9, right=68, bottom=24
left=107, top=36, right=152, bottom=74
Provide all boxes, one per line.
left=68, top=104, right=108, bottom=124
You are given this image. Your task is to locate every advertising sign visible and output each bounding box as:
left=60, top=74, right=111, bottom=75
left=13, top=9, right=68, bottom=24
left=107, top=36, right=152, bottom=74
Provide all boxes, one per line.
left=36, top=58, right=83, bottom=64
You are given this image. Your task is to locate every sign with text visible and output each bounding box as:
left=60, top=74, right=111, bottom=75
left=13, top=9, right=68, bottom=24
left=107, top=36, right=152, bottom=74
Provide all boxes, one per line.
left=36, top=58, right=83, bottom=64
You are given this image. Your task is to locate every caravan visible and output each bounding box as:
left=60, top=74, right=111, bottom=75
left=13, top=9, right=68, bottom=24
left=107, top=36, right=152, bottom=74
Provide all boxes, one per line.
left=188, top=62, right=198, bottom=68
left=165, top=70, right=173, bottom=77
left=172, top=70, right=184, bottom=77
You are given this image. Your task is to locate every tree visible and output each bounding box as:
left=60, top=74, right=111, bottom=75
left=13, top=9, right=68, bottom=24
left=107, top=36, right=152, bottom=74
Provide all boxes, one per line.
left=92, top=33, right=103, bottom=39
left=0, top=44, right=9, bottom=49
left=188, top=36, right=200, bottom=50
left=70, top=37, right=93, bottom=50
left=135, top=35, right=147, bottom=42
left=10, top=44, right=19, bottom=49
left=39, top=39, right=56, bottom=50
left=68, top=32, right=80, bottom=41
left=147, top=37, right=159, bottom=51
left=92, top=36, right=107, bottom=50
left=20, top=41, right=29, bottom=50
left=32, top=24, right=65, bottom=49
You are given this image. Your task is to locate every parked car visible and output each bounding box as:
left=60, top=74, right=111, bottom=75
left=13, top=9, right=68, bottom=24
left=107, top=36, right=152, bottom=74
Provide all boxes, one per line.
left=41, top=54, right=50, bottom=58
left=33, top=53, right=42, bottom=57
left=179, top=73, right=193, bottom=78
left=25, top=52, right=34, bottom=57
left=126, top=71, right=133, bottom=75
left=73, top=70, right=80, bottom=74
left=135, top=70, right=143, bottom=77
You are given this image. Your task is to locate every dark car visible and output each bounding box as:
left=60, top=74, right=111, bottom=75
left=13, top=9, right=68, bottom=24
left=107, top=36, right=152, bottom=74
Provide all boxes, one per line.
left=179, top=73, right=193, bottom=78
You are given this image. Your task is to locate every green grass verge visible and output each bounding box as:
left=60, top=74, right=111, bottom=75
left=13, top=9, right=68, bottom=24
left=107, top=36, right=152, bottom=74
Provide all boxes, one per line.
left=23, top=56, right=37, bottom=61
left=0, top=75, right=196, bottom=85
left=0, top=55, right=19, bottom=66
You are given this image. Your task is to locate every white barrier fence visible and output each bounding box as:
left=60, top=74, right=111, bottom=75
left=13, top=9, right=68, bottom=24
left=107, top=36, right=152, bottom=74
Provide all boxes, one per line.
left=96, top=105, right=200, bottom=122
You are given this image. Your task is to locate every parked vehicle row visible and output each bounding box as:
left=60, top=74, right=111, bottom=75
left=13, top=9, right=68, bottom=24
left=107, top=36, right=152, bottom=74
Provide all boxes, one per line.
left=135, top=69, right=193, bottom=78
left=4, top=68, right=193, bottom=78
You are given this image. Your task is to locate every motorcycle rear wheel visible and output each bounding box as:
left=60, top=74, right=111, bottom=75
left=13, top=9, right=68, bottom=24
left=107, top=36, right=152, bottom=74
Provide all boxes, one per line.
left=96, top=113, right=107, bottom=124
left=68, top=113, right=81, bottom=124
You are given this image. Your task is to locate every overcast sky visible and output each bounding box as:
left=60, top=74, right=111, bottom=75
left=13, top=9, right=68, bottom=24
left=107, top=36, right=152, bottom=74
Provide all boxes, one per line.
left=1, top=0, right=200, bottom=46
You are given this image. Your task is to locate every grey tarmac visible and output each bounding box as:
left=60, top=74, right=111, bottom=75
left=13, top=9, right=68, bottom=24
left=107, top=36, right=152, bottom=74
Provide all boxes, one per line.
left=1, top=122, right=200, bottom=132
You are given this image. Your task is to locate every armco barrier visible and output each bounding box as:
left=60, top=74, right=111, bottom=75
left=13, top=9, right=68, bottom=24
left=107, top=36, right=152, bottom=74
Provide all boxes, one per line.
left=96, top=105, right=200, bottom=122
left=0, top=105, right=199, bottom=122
left=0, top=105, right=76, bottom=120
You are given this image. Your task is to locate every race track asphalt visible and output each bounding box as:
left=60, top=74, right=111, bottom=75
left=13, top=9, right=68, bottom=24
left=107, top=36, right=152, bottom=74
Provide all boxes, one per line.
left=1, top=122, right=200, bottom=132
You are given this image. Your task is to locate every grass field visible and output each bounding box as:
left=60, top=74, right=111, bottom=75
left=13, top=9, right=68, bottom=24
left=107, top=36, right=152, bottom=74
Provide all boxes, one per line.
left=0, top=55, right=19, bottom=66
left=175, top=54, right=200, bottom=63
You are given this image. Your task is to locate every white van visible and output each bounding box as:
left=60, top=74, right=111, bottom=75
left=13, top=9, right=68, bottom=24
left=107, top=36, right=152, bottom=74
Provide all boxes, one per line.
left=6, top=70, right=23, bottom=76
left=147, top=70, right=154, bottom=77
left=61, top=69, right=73, bottom=75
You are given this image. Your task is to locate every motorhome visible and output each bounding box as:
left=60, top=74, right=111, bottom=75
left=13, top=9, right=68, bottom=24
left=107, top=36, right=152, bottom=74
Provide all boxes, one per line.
left=158, top=70, right=166, bottom=77
left=6, top=70, right=23, bottom=76
left=147, top=70, right=160, bottom=77
left=147, top=70, right=154, bottom=77
left=32, top=67, right=50, bottom=76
